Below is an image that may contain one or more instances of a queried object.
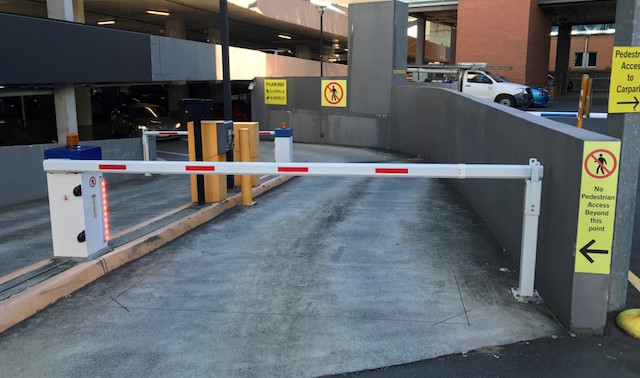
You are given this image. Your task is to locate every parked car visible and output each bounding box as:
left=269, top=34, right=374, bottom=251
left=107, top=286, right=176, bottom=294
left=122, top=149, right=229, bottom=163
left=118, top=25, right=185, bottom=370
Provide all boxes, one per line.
left=530, top=87, right=550, bottom=106
left=111, top=103, right=182, bottom=138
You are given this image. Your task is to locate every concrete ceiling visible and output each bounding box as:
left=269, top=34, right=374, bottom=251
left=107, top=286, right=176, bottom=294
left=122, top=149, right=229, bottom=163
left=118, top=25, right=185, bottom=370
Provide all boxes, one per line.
left=0, top=0, right=349, bottom=60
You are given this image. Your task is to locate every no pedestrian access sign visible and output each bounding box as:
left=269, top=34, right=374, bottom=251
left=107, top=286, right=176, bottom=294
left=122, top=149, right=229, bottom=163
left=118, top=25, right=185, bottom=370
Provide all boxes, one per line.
left=574, top=141, right=621, bottom=275
left=609, top=47, right=640, bottom=113
left=321, top=80, right=347, bottom=107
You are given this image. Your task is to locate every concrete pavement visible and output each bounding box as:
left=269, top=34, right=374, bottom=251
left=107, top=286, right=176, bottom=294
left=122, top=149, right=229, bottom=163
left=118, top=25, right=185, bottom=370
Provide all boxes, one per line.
left=0, top=142, right=565, bottom=377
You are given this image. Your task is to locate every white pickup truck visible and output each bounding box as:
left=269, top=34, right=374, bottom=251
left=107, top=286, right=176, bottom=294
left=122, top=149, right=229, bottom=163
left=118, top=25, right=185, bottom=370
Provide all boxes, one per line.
left=408, top=65, right=533, bottom=108
left=456, top=69, right=532, bottom=108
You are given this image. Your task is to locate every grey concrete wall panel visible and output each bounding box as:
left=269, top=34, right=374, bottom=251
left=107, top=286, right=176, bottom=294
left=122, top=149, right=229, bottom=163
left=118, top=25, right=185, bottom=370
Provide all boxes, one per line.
left=390, top=86, right=617, bottom=330
left=0, top=13, right=152, bottom=84
left=571, top=273, right=609, bottom=331
left=0, top=139, right=142, bottom=207
left=0, top=143, right=56, bottom=207
left=392, top=1, right=409, bottom=87
left=347, top=2, right=395, bottom=114
left=150, top=36, right=216, bottom=82
left=322, top=115, right=385, bottom=147
left=295, top=77, right=323, bottom=110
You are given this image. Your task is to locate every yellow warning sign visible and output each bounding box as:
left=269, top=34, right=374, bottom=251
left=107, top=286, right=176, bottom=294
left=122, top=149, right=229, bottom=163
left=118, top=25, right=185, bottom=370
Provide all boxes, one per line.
left=609, top=47, right=640, bottom=113
left=574, top=140, right=620, bottom=274
left=264, top=79, right=287, bottom=105
left=321, top=80, right=347, bottom=107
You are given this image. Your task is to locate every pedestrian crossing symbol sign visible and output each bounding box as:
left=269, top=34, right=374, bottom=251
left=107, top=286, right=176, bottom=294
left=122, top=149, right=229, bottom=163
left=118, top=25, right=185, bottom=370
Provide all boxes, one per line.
left=321, top=80, right=347, bottom=107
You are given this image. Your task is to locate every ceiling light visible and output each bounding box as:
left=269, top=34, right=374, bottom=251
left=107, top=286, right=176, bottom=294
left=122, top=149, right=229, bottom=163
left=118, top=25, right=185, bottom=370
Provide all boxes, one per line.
left=98, top=20, right=115, bottom=25
left=146, top=10, right=171, bottom=16
left=278, top=34, right=292, bottom=40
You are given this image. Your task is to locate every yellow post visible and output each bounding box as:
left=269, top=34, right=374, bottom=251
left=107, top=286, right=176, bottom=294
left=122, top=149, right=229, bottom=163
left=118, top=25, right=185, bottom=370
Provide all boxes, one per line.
left=577, top=74, right=589, bottom=128
left=584, top=78, right=593, bottom=118
left=240, top=128, right=254, bottom=206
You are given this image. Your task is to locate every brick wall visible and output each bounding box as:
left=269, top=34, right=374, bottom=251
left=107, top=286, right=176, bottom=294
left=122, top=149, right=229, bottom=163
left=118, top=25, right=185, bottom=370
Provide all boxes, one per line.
left=549, top=34, right=614, bottom=71
left=457, top=0, right=550, bottom=87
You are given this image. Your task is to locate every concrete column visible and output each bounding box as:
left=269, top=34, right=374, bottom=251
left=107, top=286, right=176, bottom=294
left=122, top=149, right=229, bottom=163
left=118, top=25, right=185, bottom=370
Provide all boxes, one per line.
left=449, top=27, right=457, bottom=64
left=48, top=0, right=83, bottom=142
left=168, top=85, right=189, bottom=113
left=554, top=24, right=571, bottom=96
left=72, top=0, right=84, bottom=23
left=608, top=0, right=640, bottom=312
left=53, top=84, right=79, bottom=142
left=75, top=87, right=93, bottom=140
left=166, top=20, right=188, bottom=112
left=207, top=28, right=221, bottom=44
left=295, top=44, right=312, bottom=59
left=165, top=19, right=186, bottom=39
left=348, top=1, right=407, bottom=115
left=416, top=15, right=426, bottom=65
left=46, top=0, right=73, bottom=21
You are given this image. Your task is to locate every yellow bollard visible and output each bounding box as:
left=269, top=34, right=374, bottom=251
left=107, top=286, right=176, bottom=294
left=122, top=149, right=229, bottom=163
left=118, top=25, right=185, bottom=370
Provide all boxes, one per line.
left=240, top=128, right=254, bottom=206
left=584, top=78, right=593, bottom=118
left=576, top=74, right=590, bottom=128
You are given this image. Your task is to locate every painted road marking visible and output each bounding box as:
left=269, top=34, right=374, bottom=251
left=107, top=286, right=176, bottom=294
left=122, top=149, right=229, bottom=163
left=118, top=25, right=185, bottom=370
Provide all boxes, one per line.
left=629, top=270, right=640, bottom=293
left=609, top=46, right=640, bottom=113
left=158, top=150, right=189, bottom=157
left=575, top=141, right=621, bottom=274
left=322, top=79, right=347, bottom=107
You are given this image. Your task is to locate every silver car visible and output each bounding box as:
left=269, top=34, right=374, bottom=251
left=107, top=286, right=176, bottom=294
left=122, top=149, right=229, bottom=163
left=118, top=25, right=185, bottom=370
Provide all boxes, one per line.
left=111, top=103, right=182, bottom=138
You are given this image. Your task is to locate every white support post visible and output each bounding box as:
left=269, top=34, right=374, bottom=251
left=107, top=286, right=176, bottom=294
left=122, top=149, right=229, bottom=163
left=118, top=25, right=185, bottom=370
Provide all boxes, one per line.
left=142, top=132, right=151, bottom=162
left=512, top=158, right=544, bottom=303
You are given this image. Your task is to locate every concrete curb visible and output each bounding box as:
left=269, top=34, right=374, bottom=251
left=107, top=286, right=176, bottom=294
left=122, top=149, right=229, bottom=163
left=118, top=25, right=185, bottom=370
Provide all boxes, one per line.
left=0, top=175, right=294, bottom=334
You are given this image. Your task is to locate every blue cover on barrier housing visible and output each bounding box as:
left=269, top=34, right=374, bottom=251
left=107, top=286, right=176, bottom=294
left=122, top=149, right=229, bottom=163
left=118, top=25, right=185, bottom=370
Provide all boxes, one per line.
left=274, top=128, right=293, bottom=137
left=44, top=146, right=102, bottom=160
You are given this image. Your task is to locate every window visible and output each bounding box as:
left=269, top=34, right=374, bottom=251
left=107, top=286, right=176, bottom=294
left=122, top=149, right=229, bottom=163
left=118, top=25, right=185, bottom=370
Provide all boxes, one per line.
left=466, top=72, right=492, bottom=84
left=574, top=52, right=597, bottom=68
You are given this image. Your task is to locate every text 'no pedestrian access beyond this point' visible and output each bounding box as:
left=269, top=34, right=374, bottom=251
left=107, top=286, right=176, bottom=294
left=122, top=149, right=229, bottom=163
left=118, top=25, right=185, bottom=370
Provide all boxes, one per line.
left=321, top=80, right=347, bottom=107
left=264, top=79, right=287, bottom=106
left=574, top=141, right=621, bottom=275
left=609, top=47, right=640, bottom=113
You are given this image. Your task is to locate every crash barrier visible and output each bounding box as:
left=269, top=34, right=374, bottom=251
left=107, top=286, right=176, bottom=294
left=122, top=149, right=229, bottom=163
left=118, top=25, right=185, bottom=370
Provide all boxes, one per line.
left=43, top=157, right=543, bottom=302
left=142, top=129, right=291, bottom=163
left=142, top=131, right=188, bottom=162
left=526, top=111, right=608, bottom=119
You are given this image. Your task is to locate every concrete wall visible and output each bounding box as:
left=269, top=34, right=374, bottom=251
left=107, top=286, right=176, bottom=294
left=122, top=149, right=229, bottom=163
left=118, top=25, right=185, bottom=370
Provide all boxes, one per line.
left=347, top=1, right=407, bottom=115
left=252, top=78, right=619, bottom=330
left=0, top=139, right=142, bottom=207
left=389, top=86, right=616, bottom=330
left=251, top=77, right=389, bottom=148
